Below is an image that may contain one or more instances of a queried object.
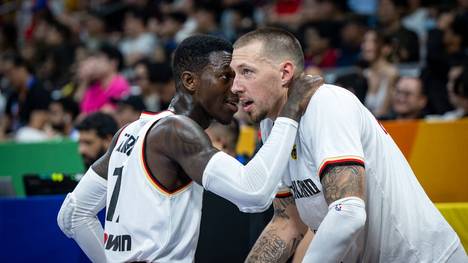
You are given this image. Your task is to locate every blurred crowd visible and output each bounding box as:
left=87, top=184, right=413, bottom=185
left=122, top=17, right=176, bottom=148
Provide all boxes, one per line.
left=1, top=0, right=468, bottom=154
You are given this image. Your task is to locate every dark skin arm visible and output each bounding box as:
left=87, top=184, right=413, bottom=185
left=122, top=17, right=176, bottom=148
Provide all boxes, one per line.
left=245, top=196, right=308, bottom=263
left=91, top=126, right=126, bottom=180
left=147, top=75, right=324, bottom=188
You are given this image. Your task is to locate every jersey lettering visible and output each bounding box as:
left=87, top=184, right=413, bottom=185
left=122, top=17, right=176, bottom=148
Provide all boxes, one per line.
left=116, top=133, right=139, bottom=156
left=291, top=179, right=321, bottom=199
left=105, top=234, right=132, bottom=251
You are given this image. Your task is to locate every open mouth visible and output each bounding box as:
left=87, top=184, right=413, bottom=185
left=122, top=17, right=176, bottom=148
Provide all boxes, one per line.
left=240, top=99, right=254, bottom=112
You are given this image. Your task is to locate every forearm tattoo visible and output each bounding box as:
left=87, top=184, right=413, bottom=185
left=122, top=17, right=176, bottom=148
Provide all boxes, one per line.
left=246, top=228, right=304, bottom=263
left=321, top=164, right=365, bottom=205
left=246, top=196, right=304, bottom=263
left=247, top=228, right=288, bottom=263
left=272, top=196, right=294, bottom=220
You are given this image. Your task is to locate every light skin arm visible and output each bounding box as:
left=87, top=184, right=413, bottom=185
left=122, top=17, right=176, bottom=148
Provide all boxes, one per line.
left=321, top=164, right=366, bottom=204
left=291, top=229, right=314, bottom=263
left=245, top=196, right=308, bottom=263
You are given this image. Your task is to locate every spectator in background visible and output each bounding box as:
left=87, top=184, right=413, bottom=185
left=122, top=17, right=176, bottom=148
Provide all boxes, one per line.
left=378, top=0, right=420, bottom=63
left=76, top=112, right=118, bottom=169
left=2, top=53, right=51, bottom=137
left=114, top=95, right=146, bottom=128
left=38, top=18, right=76, bottom=90
left=383, top=76, right=428, bottom=120
left=301, top=23, right=338, bottom=68
left=426, top=61, right=467, bottom=120
left=221, top=1, right=256, bottom=42
left=361, top=29, right=399, bottom=117
left=0, top=22, right=18, bottom=54
left=337, top=16, right=367, bottom=67
left=82, top=10, right=109, bottom=51
left=193, top=1, right=226, bottom=38
left=452, top=66, right=468, bottom=118
left=49, top=97, right=80, bottom=139
left=422, top=11, right=468, bottom=115
left=159, top=11, right=187, bottom=55
left=76, top=44, right=130, bottom=115
left=133, top=60, right=175, bottom=112
left=119, top=7, right=157, bottom=66
left=334, top=71, right=368, bottom=103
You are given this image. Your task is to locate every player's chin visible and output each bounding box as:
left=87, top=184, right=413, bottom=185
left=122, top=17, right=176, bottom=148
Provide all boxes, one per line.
left=216, top=113, right=235, bottom=125
left=247, top=110, right=264, bottom=124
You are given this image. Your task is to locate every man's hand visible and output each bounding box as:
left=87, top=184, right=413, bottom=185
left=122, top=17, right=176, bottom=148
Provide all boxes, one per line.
left=280, top=75, right=324, bottom=121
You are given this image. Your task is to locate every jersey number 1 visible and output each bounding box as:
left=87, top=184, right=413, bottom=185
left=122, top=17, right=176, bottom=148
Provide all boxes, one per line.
left=106, top=166, right=123, bottom=222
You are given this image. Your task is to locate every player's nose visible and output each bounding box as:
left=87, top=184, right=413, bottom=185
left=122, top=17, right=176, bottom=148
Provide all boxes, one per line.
left=231, top=77, right=245, bottom=94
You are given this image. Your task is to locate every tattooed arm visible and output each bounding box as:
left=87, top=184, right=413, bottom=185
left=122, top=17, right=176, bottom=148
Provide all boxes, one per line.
left=321, top=164, right=366, bottom=203
left=301, top=164, right=366, bottom=262
left=245, top=196, right=308, bottom=263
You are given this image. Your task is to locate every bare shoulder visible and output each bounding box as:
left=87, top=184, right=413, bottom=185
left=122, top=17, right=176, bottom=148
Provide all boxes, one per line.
left=148, top=115, right=208, bottom=144
left=146, top=115, right=212, bottom=157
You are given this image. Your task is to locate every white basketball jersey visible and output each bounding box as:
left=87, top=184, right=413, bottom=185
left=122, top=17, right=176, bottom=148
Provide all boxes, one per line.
left=261, top=85, right=460, bottom=262
left=105, top=111, right=204, bottom=263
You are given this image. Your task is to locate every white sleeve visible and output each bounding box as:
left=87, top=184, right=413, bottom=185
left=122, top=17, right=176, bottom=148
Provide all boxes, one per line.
left=304, top=86, right=365, bottom=179
left=57, top=169, right=107, bottom=263
left=302, top=197, right=366, bottom=262
left=202, top=117, right=298, bottom=212
left=260, top=118, right=293, bottom=198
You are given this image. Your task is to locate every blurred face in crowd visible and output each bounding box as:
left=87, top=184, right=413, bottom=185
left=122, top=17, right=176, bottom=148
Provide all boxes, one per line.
left=45, top=26, right=63, bottom=46
left=361, top=30, right=380, bottom=63
left=2, top=60, right=28, bottom=89
left=447, top=66, right=463, bottom=107
left=78, top=129, right=112, bottom=168
left=195, top=9, right=216, bottom=32
left=134, top=63, right=151, bottom=93
left=341, top=22, right=365, bottom=47
left=124, top=13, right=145, bottom=38
left=231, top=40, right=290, bottom=123
left=86, top=15, right=105, bottom=36
left=161, top=17, right=182, bottom=38
left=393, top=77, right=427, bottom=118
left=443, top=27, right=461, bottom=54
left=305, top=28, right=328, bottom=55
left=78, top=54, right=115, bottom=81
left=49, top=102, right=71, bottom=133
left=115, top=104, right=141, bottom=127
left=378, top=0, right=398, bottom=25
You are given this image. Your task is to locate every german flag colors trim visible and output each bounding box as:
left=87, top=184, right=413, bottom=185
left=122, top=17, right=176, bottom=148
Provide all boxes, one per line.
left=318, top=156, right=365, bottom=180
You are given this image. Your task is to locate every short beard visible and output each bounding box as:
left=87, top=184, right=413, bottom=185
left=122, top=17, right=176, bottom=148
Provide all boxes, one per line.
left=250, top=110, right=268, bottom=123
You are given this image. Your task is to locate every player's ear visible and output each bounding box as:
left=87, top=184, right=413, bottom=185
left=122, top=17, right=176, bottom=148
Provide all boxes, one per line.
left=280, top=61, right=295, bottom=87
left=181, top=71, right=198, bottom=94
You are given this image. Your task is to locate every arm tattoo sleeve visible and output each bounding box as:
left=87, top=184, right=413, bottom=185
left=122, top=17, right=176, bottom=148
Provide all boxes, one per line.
left=321, top=164, right=365, bottom=205
left=246, top=196, right=305, bottom=263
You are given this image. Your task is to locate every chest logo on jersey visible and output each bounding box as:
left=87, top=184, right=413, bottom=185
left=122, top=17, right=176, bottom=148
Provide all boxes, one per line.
left=104, top=232, right=132, bottom=251
left=291, top=179, right=320, bottom=199
left=291, top=144, right=297, bottom=160
left=116, top=133, right=139, bottom=156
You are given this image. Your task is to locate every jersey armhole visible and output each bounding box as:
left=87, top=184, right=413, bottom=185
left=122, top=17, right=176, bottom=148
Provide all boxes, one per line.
left=141, top=118, right=193, bottom=196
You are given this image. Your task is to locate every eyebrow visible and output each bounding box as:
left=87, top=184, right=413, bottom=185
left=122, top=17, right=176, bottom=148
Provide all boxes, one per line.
left=234, top=63, right=253, bottom=69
